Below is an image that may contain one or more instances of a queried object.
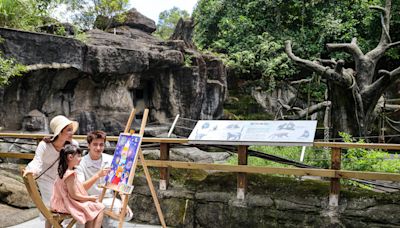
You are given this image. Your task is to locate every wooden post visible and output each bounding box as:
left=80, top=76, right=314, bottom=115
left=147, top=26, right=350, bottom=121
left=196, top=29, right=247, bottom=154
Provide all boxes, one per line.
left=329, top=147, right=341, bottom=207
left=138, top=148, right=167, bottom=228
left=159, top=143, right=170, bottom=190
left=237, top=145, right=248, bottom=200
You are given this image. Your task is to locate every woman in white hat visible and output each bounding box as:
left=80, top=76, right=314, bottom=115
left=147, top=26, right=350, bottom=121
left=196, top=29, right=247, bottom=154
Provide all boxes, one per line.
left=24, top=115, right=79, bottom=228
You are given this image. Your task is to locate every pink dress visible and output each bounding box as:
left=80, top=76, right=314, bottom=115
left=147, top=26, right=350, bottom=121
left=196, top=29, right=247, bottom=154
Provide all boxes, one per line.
left=50, top=170, right=104, bottom=224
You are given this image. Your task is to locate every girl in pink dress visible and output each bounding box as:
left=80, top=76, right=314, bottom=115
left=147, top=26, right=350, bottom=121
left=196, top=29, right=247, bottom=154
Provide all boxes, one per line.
left=51, top=145, right=104, bottom=228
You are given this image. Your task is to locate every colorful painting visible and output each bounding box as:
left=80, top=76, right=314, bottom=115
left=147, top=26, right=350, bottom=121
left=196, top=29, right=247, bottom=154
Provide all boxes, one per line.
left=105, top=133, right=142, bottom=190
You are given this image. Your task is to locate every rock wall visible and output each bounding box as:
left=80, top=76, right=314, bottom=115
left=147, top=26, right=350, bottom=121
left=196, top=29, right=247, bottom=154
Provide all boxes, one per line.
left=0, top=11, right=227, bottom=135
left=129, top=172, right=400, bottom=228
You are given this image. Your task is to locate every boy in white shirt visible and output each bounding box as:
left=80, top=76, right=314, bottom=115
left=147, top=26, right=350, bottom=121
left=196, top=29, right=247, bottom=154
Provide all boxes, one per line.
left=76, top=130, right=133, bottom=228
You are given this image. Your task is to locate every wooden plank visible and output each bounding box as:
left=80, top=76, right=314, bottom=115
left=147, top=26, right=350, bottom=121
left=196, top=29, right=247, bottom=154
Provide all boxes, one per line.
left=118, top=195, right=129, bottom=228
left=314, top=141, right=400, bottom=150
left=104, top=210, right=120, bottom=220
left=6, top=153, right=400, bottom=181
left=138, top=149, right=167, bottom=228
left=143, top=160, right=337, bottom=177
left=138, top=109, right=149, bottom=136
left=124, top=109, right=136, bottom=133
left=144, top=160, right=400, bottom=181
left=0, top=152, right=34, bottom=159
left=3, top=132, right=400, bottom=148
left=337, top=170, right=400, bottom=181
left=142, top=138, right=188, bottom=144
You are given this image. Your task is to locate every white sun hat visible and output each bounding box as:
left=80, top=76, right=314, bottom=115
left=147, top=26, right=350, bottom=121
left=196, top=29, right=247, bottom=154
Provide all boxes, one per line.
left=49, top=115, right=79, bottom=140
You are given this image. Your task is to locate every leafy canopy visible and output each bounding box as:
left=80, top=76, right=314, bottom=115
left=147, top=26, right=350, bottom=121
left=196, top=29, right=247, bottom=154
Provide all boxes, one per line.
left=0, top=53, right=27, bottom=86
left=154, top=7, right=190, bottom=40
left=0, top=0, right=47, bottom=30
left=193, top=0, right=399, bottom=94
left=59, top=0, right=129, bottom=29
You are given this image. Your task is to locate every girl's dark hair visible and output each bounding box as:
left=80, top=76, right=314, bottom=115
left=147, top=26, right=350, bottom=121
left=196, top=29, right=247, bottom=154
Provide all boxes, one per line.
left=58, top=144, right=82, bottom=179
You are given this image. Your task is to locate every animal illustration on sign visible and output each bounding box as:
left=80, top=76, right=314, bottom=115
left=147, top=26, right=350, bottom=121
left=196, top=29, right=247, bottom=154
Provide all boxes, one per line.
left=278, top=122, right=295, bottom=130
left=268, top=132, right=289, bottom=139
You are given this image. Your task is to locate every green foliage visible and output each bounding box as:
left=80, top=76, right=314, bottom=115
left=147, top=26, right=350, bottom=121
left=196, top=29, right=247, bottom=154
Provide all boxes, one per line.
left=54, top=26, right=67, bottom=36
left=74, top=32, right=88, bottom=43
left=225, top=133, right=400, bottom=174
left=0, top=52, right=27, bottom=86
left=155, top=7, right=190, bottom=40
left=224, top=91, right=273, bottom=120
left=296, top=75, right=327, bottom=102
left=0, top=0, right=47, bottom=31
left=227, top=145, right=310, bottom=167
left=183, top=53, right=194, bottom=67
left=67, top=0, right=129, bottom=29
left=193, top=0, right=398, bottom=93
left=0, top=36, right=27, bottom=86
left=339, top=132, right=400, bottom=173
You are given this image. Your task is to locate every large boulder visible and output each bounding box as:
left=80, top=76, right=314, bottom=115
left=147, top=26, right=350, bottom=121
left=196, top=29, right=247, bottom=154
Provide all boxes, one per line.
left=22, top=109, right=48, bottom=132
left=0, top=15, right=227, bottom=134
left=0, top=204, right=38, bottom=227
left=143, top=147, right=231, bottom=163
left=0, top=169, right=35, bottom=208
left=95, top=8, right=156, bottom=33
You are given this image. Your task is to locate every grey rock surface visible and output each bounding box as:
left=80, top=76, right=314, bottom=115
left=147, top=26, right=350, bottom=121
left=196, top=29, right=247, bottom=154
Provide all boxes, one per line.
left=0, top=23, right=227, bottom=134
left=127, top=173, right=400, bottom=228
left=0, top=170, right=35, bottom=208
left=142, top=147, right=232, bottom=163
left=0, top=204, right=38, bottom=227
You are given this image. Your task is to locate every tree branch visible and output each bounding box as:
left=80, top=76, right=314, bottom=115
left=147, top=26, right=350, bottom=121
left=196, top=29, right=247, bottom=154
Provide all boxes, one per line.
left=316, top=58, right=337, bottom=68
left=370, top=4, right=391, bottom=43
left=284, top=101, right=331, bottom=120
left=383, top=104, right=400, bottom=112
left=326, top=38, right=364, bottom=59
left=388, top=41, right=400, bottom=49
left=285, top=40, right=353, bottom=87
left=290, top=78, right=313, bottom=85
left=277, top=98, right=291, bottom=110
left=363, top=66, right=400, bottom=100
left=366, top=0, right=392, bottom=60
left=285, top=40, right=327, bottom=74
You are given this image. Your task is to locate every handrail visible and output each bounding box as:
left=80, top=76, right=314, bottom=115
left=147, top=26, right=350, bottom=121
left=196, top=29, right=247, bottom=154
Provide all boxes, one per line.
left=1, top=132, right=400, bottom=149
left=4, top=153, right=400, bottom=182
left=313, top=141, right=400, bottom=150
left=0, top=152, right=33, bottom=159
left=2, top=132, right=400, bottom=206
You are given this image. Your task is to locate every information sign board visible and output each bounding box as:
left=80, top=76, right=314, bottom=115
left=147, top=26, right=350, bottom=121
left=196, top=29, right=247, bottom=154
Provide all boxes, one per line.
left=188, top=120, right=317, bottom=146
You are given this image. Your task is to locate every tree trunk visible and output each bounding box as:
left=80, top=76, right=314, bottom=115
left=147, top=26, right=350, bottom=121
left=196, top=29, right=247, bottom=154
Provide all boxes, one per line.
left=285, top=0, right=400, bottom=138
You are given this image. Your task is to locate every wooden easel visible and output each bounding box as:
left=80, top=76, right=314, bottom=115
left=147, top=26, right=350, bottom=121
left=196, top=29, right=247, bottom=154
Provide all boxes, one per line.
left=99, top=108, right=166, bottom=228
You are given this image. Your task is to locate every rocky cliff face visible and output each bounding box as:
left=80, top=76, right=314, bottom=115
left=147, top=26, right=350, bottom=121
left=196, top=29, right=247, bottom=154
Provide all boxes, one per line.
left=0, top=9, right=227, bottom=135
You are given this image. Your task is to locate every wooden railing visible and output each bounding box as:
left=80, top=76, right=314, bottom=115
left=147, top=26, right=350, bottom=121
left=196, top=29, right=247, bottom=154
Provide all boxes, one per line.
left=1, top=133, right=400, bottom=207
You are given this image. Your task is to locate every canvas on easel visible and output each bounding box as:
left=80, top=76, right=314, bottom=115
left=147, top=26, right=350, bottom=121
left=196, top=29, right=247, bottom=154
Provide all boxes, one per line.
left=99, top=108, right=166, bottom=228
left=105, top=133, right=142, bottom=194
